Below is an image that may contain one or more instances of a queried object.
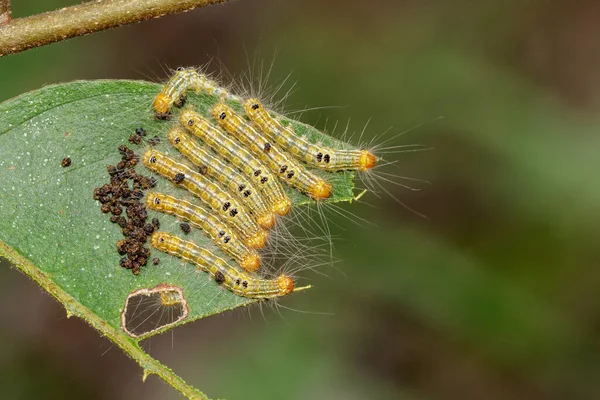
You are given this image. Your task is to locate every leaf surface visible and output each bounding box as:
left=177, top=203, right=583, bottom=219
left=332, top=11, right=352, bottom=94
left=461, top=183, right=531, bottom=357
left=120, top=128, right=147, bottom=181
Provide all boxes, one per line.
left=0, top=80, right=355, bottom=339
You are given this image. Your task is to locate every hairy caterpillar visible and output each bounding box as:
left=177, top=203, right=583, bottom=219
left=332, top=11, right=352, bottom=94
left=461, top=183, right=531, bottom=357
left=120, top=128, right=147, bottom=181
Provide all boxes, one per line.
left=151, top=231, right=296, bottom=299
left=153, top=67, right=241, bottom=118
left=244, top=98, right=376, bottom=171
left=167, top=127, right=275, bottom=229
left=179, top=109, right=292, bottom=216
left=211, top=103, right=332, bottom=200
left=142, top=149, right=268, bottom=249
left=146, top=192, right=261, bottom=272
left=153, top=68, right=424, bottom=213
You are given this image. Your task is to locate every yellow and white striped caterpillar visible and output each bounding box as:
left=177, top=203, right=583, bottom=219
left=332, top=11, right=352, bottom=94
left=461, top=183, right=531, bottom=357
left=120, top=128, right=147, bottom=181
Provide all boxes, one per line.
left=211, top=103, right=333, bottom=200
left=146, top=192, right=261, bottom=272
left=142, top=149, right=268, bottom=249
left=151, top=231, right=295, bottom=299
left=244, top=98, right=376, bottom=171
left=153, top=67, right=241, bottom=118
left=167, top=127, right=275, bottom=229
left=179, top=109, right=292, bottom=216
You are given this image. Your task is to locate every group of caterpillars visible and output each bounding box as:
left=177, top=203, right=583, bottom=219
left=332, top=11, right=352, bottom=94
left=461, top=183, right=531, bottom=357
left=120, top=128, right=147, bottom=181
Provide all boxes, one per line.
left=144, top=67, right=377, bottom=301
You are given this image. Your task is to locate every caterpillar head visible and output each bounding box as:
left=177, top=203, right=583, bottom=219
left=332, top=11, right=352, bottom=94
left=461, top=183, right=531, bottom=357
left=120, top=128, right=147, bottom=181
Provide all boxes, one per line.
left=153, top=93, right=172, bottom=118
left=241, top=253, right=261, bottom=273
left=159, top=290, right=184, bottom=307
left=310, top=179, right=333, bottom=200
left=276, top=275, right=295, bottom=296
left=358, top=150, right=377, bottom=171
left=257, top=212, right=276, bottom=230
left=273, top=198, right=292, bottom=216
left=247, top=229, right=269, bottom=249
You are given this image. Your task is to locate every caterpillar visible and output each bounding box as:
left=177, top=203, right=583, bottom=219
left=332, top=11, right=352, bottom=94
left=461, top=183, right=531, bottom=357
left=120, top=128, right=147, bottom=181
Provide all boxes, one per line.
left=244, top=98, right=376, bottom=171
left=153, top=69, right=418, bottom=210
left=167, top=127, right=275, bottom=229
left=211, top=103, right=333, bottom=200
left=154, top=70, right=375, bottom=172
left=159, top=289, right=184, bottom=307
left=151, top=231, right=296, bottom=299
left=142, top=149, right=268, bottom=249
left=179, top=109, right=292, bottom=216
left=153, top=67, right=241, bottom=118
left=146, top=192, right=261, bottom=272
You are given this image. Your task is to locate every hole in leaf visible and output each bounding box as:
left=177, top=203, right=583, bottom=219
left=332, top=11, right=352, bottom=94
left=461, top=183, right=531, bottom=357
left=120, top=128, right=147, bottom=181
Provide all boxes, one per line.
left=121, top=283, right=189, bottom=338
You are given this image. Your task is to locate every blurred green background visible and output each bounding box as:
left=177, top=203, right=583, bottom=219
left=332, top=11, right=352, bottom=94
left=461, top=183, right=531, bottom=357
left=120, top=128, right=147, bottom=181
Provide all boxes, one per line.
left=2, top=0, right=600, bottom=399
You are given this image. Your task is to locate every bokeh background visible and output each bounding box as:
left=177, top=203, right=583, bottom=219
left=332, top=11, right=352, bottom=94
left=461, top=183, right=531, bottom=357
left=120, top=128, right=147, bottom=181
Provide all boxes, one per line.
left=2, top=0, right=600, bottom=399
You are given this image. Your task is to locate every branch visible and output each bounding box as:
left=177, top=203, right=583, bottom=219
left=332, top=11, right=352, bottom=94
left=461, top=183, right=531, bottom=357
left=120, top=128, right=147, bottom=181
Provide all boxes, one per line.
left=0, top=0, right=9, bottom=26
left=0, top=0, right=230, bottom=57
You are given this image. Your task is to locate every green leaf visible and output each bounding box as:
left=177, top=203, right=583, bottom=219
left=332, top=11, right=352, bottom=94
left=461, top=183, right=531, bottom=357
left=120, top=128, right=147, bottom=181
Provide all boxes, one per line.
left=0, top=80, right=356, bottom=399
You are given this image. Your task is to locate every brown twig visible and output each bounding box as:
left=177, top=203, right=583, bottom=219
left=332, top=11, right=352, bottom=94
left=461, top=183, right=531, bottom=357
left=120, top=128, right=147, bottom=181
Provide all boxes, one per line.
left=0, top=0, right=10, bottom=26
left=0, top=0, right=230, bottom=57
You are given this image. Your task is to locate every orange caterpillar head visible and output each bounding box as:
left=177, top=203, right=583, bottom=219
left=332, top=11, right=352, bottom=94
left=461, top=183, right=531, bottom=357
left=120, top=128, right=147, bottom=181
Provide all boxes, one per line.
left=273, top=198, right=292, bottom=216
left=358, top=150, right=376, bottom=171
left=276, top=275, right=295, bottom=296
left=256, top=213, right=276, bottom=230
left=241, top=253, right=261, bottom=273
left=246, top=229, right=269, bottom=249
left=153, top=93, right=171, bottom=118
left=310, top=179, right=333, bottom=200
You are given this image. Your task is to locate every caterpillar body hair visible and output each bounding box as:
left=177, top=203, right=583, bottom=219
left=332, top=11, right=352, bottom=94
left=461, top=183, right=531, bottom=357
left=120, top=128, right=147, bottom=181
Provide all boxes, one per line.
left=244, top=98, right=376, bottom=171
left=167, top=127, right=275, bottom=229
left=142, top=149, right=268, bottom=249
left=153, top=67, right=241, bottom=118
left=211, top=103, right=333, bottom=200
left=146, top=192, right=261, bottom=272
left=151, top=231, right=295, bottom=299
left=179, top=109, right=292, bottom=216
